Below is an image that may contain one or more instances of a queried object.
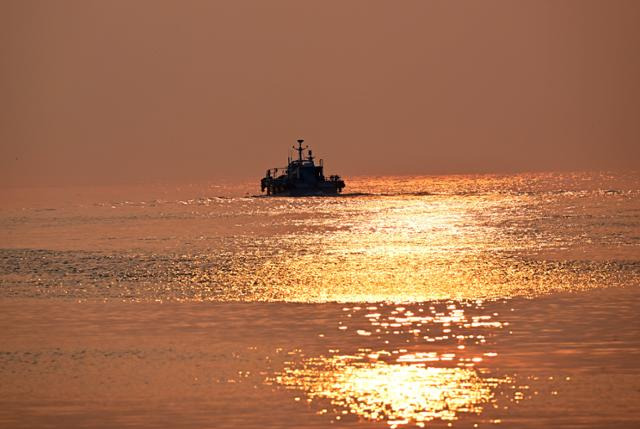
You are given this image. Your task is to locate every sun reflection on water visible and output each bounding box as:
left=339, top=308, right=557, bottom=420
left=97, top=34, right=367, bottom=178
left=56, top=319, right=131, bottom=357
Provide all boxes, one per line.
left=244, top=191, right=636, bottom=302
left=277, top=352, right=510, bottom=427
left=4, top=174, right=637, bottom=301
left=273, top=301, right=522, bottom=427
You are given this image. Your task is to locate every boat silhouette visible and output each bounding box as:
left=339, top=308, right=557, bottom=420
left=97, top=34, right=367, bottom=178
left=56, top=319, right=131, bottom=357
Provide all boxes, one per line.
left=260, top=139, right=346, bottom=196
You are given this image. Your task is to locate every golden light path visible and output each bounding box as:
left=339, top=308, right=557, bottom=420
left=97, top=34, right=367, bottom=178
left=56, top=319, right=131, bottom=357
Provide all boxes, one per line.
left=277, top=353, right=509, bottom=428
left=241, top=192, right=617, bottom=303
left=274, top=302, right=517, bottom=427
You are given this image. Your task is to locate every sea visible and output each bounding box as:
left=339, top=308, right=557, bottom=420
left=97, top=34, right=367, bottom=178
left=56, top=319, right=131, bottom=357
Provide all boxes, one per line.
left=1, top=172, right=639, bottom=428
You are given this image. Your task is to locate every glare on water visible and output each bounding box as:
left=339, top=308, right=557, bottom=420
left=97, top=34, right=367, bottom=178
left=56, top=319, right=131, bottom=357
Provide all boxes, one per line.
left=1, top=172, right=637, bottom=302
left=278, top=356, right=504, bottom=427
left=274, top=301, right=519, bottom=427
left=0, top=172, right=639, bottom=428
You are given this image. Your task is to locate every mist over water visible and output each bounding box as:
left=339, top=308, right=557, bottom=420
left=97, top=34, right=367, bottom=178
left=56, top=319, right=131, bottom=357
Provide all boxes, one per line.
left=1, top=172, right=639, bottom=428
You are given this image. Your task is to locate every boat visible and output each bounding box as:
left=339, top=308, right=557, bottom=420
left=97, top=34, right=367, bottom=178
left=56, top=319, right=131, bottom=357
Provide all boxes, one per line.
left=260, top=139, right=346, bottom=196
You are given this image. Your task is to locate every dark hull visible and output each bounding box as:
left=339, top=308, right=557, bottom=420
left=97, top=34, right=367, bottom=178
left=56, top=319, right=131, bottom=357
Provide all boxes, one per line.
left=274, top=188, right=341, bottom=197
left=262, top=181, right=345, bottom=196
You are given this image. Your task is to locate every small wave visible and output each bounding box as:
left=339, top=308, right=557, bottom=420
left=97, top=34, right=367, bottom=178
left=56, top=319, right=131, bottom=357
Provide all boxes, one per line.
left=342, top=191, right=436, bottom=197
left=249, top=191, right=436, bottom=198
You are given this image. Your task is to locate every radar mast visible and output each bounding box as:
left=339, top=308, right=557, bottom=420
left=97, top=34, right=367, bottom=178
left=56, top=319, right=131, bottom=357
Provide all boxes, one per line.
left=294, top=139, right=308, bottom=162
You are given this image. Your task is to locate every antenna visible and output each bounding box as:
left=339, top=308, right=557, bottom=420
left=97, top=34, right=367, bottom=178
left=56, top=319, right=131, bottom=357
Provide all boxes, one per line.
left=293, top=139, right=308, bottom=162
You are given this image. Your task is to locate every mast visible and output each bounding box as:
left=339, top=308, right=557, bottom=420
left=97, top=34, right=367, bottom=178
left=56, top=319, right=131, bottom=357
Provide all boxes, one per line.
left=293, top=139, right=308, bottom=162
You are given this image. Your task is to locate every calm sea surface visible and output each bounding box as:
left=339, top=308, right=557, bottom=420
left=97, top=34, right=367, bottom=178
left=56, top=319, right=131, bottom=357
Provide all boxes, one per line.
left=0, top=172, right=639, bottom=428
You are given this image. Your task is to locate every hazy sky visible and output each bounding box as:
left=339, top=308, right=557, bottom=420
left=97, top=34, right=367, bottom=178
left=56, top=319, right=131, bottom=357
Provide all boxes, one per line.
left=1, top=0, right=639, bottom=186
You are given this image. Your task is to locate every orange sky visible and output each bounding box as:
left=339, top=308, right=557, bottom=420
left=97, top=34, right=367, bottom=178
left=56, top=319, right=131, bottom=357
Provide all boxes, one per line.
left=1, top=0, right=639, bottom=186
